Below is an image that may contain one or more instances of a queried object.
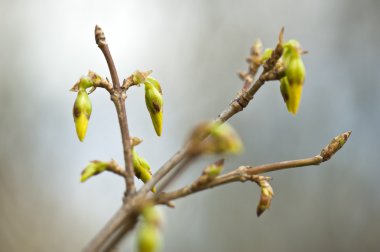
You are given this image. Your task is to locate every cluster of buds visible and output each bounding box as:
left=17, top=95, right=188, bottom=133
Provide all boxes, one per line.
left=188, top=121, right=243, bottom=155
left=256, top=178, right=274, bottom=217
left=137, top=206, right=163, bottom=252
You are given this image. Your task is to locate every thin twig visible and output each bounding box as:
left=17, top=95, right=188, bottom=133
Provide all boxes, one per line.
left=83, top=204, right=138, bottom=252
left=156, top=156, right=195, bottom=194
left=156, top=131, right=351, bottom=204
left=94, top=25, right=135, bottom=196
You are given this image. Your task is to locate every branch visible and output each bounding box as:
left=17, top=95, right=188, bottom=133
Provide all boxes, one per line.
left=94, top=25, right=135, bottom=196
left=156, top=131, right=351, bottom=204
left=140, top=28, right=285, bottom=195
left=83, top=204, right=139, bottom=252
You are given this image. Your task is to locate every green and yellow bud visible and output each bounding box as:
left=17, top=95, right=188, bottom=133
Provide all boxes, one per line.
left=137, top=223, right=161, bottom=252
left=80, top=161, right=109, bottom=182
left=137, top=206, right=162, bottom=252
left=133, top=149, right=156, bottom=193
left=144, top=77, right=163, bottom=136
left=280, top=40, right=306, bottom=115
left=73, top=89, right=92, bottom=142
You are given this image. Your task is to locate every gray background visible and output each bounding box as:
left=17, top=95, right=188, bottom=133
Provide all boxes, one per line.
left=1, top=0, right=379, bottom=251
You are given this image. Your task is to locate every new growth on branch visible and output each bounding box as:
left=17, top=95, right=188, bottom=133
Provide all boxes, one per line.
left=69, top=26, right=351, bottom=252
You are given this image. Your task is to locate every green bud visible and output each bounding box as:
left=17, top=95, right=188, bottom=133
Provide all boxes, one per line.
left=80, top=161, right=109, bottom=182
left=137, top=224, right=161, bottom=252
left=133, top=150, right=156, bottom=193
left=144, top=77, right=163, bottom=136
left=280, top=40, right=306, bottom=115
left=137, top=206, right=162, bottom=252
left=261, top=48, right=273, bottom=63
left=73, top=90, right=92, bottom=142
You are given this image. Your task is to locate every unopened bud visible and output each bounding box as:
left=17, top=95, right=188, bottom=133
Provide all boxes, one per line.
left=321, top=131, right=352, bottom=161
left=280, top=40, right=306, bottom=115
left=144, top=77, right=163, bottom=136
left=73, top=90, right=92, bottom=142
left=137, top=206, right=162, bottom=252
left=80, top=161, right=109, bottom=182
left=256, top=179, right=274, bottom=217
left=133, top=150, right=156, bottom=193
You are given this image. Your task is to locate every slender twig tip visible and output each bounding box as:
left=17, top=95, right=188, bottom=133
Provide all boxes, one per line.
left=95, top=25, right=106, bottom=46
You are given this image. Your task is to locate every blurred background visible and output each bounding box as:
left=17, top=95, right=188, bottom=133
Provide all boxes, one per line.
left=1, top=0, right=379, bottom=251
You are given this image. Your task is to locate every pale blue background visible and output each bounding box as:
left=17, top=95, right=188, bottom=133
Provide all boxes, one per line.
left=1, top=0, right=379, bottom=251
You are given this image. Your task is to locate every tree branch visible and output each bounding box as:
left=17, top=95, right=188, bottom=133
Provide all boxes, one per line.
left=83, top=204, right=138, bottom=252
left=155, top=131, right=351, bottom=204
left=84, top=27, right=351, bottom=251
left=94, top=25, right=135, bottom=196
left=139, top=28, right=285, bottom=195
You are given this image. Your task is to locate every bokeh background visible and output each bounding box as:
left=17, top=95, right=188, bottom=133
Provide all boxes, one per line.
left=1, top=0, right=380, bottom=251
